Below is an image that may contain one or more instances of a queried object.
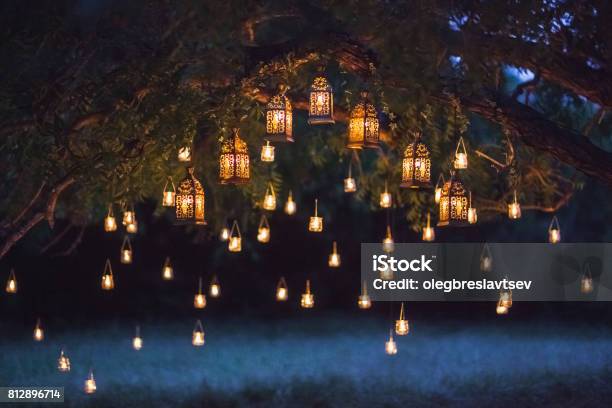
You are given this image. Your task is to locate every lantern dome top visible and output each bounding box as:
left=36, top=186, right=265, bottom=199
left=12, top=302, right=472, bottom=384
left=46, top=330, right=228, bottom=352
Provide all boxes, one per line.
left=178, top=167, right=204, bottom=196
left=266, top=94, right=292, bottom=111
left=443, top=172, right=467, bottom=196
left=351, top=92, right=377, bottom=120
left=310, top=76, right=332, bottom=92
left=221, top=128, right=248, bottom=154
left=403, top=131, right=430, bottom=158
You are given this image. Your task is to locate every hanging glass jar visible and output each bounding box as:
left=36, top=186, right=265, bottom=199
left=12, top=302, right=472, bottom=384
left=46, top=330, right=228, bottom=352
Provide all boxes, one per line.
left=467, top=192, right=477, bottom=224
left=548, top=216, right=561, bottom=243
left=344, top=162, right=357, bottom=193
left=508, top=190, right=521, bottom=220
left=219, top=128, right=250, bottom=184
left=300, top=279, right=314, bottom=308
left=162, top=177, right=176, bottom=207
left=122, top=203, right=135, bottom=226
left=261, top=141, right=275, bottom=162
left=454, top=136, right=468, bottom=169
left=262, top=183, right=277, bottom=211
left=126, top=219, right=138, bottom=234
left=257, top=215, right=271, bottom=243
left=33, top=318, right=44, bottom=342
left=328, top=241, right=341, bottom=268
left=422, top=213, right=435, bottom=242
left=382, top=225, right=394, bottom=253
left=101, top=259, right=114, bottom=290
left=209, top=275, right=221, bottom=298
left=385, top=329, right=398, bottom=355
left=194, top=277, right=207, bottom=309
left=308, top=76, right=334, bottom=125
left=176, top=167, right=206, bottom=225
left=84, top=370, right=97, bottom=394
left=120, top=235, right=133, bottom=264
left=228, top=220, right=242, bottom=252
left=496, top=299, right=509, bottom=315
left=162, top=257, right=173, bottom=280
left=192, top=320, right=205, bottom=347
left=132, top=326, right=143, bottom=350
left=400, top=130, right=432, bottom=189
left=284, top=190, right=297, bottom=215
left=347, top=91, right=379, bottom=149
left=276, top=277, right=288, bottom=301
left=57, top=349, right=71, bottom=372
left=5, top=269, right=17, bottom=294
left=480, top=243, right=493, bottom=273
left=380, top=182, right=392, bottom=208
left=581, top=264, right=594, bottom=294
left=357, top=280, right=371, bottom=309
left=265, top=91, right=293, bottom=142
left=308, top=199, right=323, bottom=232
left=438, top=172, right=469, bottom=227
left=104, top=204, right=117, bottom=232
left=395, top=303, right=409, bottom=335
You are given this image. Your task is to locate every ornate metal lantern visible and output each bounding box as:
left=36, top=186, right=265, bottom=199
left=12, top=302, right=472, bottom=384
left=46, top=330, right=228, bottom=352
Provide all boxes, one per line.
left=401, top=131, right=432, bottom=188
left=84, top=370, right=97, bottom=394
left=385, top=329, right=398, bottom=355
left=276, top=277, right=288, bottom=301
left=228, top=220, right=242, bottom=252
left=257, top=215, right=271, bottom=243
left=454, top=136, right=468, bottom=169
left=104, top=204, right=117, bottom=232
left=548, top=216, right=561, bottom=243
left=192, top=320, right=205, bottom=347
left=508, top=190, right=521, bottom=220
left=262, top=183, right=276, bottom=211
left=175, top=167, right=206, bottom=225
left=132, top=326, right=143, bottom=350
left=162, top=257, right=173, bottom=280
left=265, top=92, right=293, bottom=142
left=194, top=277, right=207, bottom=309
left=496, top=299, right=509, bottom=315
left=120, top=235, right=133, bottom=264
left=162, top=177, right=176, bottom=207
left=438, top=172, right=469, bottom=227
left=57, top=350, right=70, bottom=372
left=101, top=259, right=114, bottom=290
left=122, top=204, right=135, bottom=226
left=300, top=280, right=314, bottom=308
left=380, top=182, right=392, bottom=208
left=347, top=91, right=379, bottom=149
left=395, top=303, right=409, bottom=335
left=328, top=241, right=340, bottom=268
left=33, top=318, right=44, bottom=342
left=308, top=76, right=334, bottom=125
left=422, top=213, right=435, bottom=242
left=261, top=141, right=275, bottom=162
left=499, top=289, right=513, bottom=308
left=357, top=281, right=371, bottom=309
left=285, top=190, right=297, bottom=215
left=5, top=268, right=17, bottom=293
left=308, top=199, right=323, bottom=232
left=209, top=275, right=220, bottom=298
left=219, top=128, right=250, bottom=185
left=382, top=225, right=394, bottom=253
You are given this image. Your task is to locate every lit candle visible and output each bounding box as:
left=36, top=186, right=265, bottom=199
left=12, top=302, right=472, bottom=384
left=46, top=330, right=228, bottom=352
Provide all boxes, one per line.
left=178, top=146, right=191, bottom=162
left=422, top=213, right=435, bottom=242
left=57, top=350, right=70, bottom=372
left=261, top=141, right=275, bottom=162
left=192, top=320, right=205, bottom=346
left=328, top=241, right=341, bottom=267
left=219, top=227, right=230, bottom=241
left=385, top=331, right=398, bottom=355
left=132, top=326, right=143, bottom=350
left=357, top=281, right=371, bottom=309
left=84, top=370, right=97, bottom=394
left=285, top=191, right=297, bottom=215
left=344, top=177, right=357, bottom=193
left=549, top=228, right=560, bottom=244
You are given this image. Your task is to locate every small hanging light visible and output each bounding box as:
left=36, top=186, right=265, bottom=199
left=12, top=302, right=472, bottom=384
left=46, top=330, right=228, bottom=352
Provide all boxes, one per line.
left=126, top=219, right=138, bottom=234
left=228, top=220, right=242, bottom=252
left=308, top=199, right=323, bottom=232
left=379, top=263, right=394, bottom=280
left=122, top=203, right=135, bottom=226
left=300, top=279, right=314, bottom=308
left=263, top=183, right=277, bottom=211
left=480, top=243, right=493, bottom=273
left=581, top=264, right=594, bottom=294
left=382, top=225, right=394, bottom=253
left=434, top=174, right=445, bottom=204
left=548, top=216, right=561, bottom=243
left=33, top=318, right=44, bottom=342
left=395, top=303, right=409, bottom=335
left=209, top=275, right=221, bottom=298
left=260, top=140, right=275, bottom=162
left=496, top=299, right=509, bottom=315
left=438, top=172, right=469, bottom=227
left=132, top=326, right=143, bottom=351
left=385, top=329, right=398, bottom=355
left=422, top=213, right=435, bottom=242
left=219, top=128, right=250, bottom=184
left=508, top=190, right=521, bottom=220
left=347, top=91, right=379, bottom=149
left=57, top=349, right=71, bottom=372
left=104, top=204, right=117, bottom=232
left=120, top=235, right=133, bottom=264
left=265, top=90, right=293, bottom=142
left=101, top=259, right=115, bottom=290
left=219, top=225, right=230, bottom=241
left=177, top=146, right=192, bottom=162
left=343, top=162, right=357, bottom=193
left=5, top=269, right=17, bottom=294
left=162, top=177, right=176, bottom=207
left=276, top=277, right=288, bottom=301
left=308, top=76, right=334, bottom=125
left=400, top=130, right=432, bottom=189
left=192, top=319, right=205, bottom=347
left=194, top=277, right=207, bottom=309
left=467, top=192, right=478, bottom=224
left=257, top=215, right=271, bottom=243
left=176, top=167, right=206, bottom=225
left=454, top=136, right=468, bottom=169
left=357, top=280, right=371, bottom=309
left=328, top=241, right=341, bottom=268
left=380, top=182, right=392, bottom=208
left=84, top=369, right=97, bottom=394
left=499, top=289, right=513, bottom=308
left=162, top=257, right=174, bottom=280
left=284, top=190, right=297, bottom=215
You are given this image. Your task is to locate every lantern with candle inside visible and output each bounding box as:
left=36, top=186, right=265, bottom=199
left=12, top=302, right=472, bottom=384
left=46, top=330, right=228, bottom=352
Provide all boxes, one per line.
left=422, top=213, right=435, bottom=242
left=382, top=225, right=394, bottom=253
left=343, top=163, right=357, bottom=193
left=347, top=91, right=379, bottom=149
left=104, top=204, right=117, bottom=232
left=499, top=289, right=513, bottom=308
left=101, top=259, right=115, bottom=290
left=194, top=277, right=207, bottom=309
left=437, top=172, right=469, bottom=227
left=262, top=183, right=277, bottom=211
left=385, top=329, right=398, bottom=355
left=400, top=130, right=432, bottom=189
left=84, top=370, right=97, bottom=394
left=219, top=225, right=230, bottom=241
left=395, top=303, right=409, bottom=335
left=120, top=235, right=133, bottom=264
left=257, top=215, right=271, bottom=243
left=5, top=269, right=17, bottom=293
left=467, top=192, right=477, bottom=224
left=192, top=320, right=205, bottom=347
left=209, top=275, right=220, bottom=298
left=380, top=182, right=392, bottom=208
left=284, top=190, right=297, bottom=215
left=33, top=318, right=44, bottom=342
left=276, top=277, right=288, bottom=301
left=434, top=174, right=445, bottom=204
left=308, top=199, right=323, bottom=232
left=228, top=220, right=242, bottom=252
left=581, top=264, right=594, bottom=294
left=308, top=76, right=334, bottom=125
left=357, top=281, right=371, bottom=309
left=548, top=216, right=561, bottom=243
left=496, top=299, right=509, bottom=315
left=162, top=177, right=176, bottom=207
left=177, top=146, right=191, bottom=162
left=133, top=326, right=143, bottom=350
left=57, top=349, right=70, bottom=372
left=126, top=219, right=138, bottom=234
left=328, top=241, right=341, bottom=268
left=300, top=280, right=314, bottom=308
left=508, top=190, right=521, bottom=220
left=265, top=91, right=293, bottom=142
left=162, top=257, right=173, bottom=280
left=454, top=136, right=468, bottom=169
left=480, top=243, right=493, bottom=273
left=176, top=167, right=206, bottom=225
left=219, top=128, right=250, bottom=184
left=260, top=141, right=275, bottom=162
left=122, top=204, right=135, bottom=226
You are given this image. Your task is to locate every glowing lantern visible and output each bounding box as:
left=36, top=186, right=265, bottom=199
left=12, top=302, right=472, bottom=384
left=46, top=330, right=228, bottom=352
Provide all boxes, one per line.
left=263, top=183, right=277, bottom=211
left=101, top=259, right=115, bottom=290
left=284, top=190, right=297, bottom=215
left=499, top=289, right=512, bottom=308
left=508, top=190, right=521, bottom=220
left=120, top=235, right=133, bottom=264
left=379, top=263, right=394, bottom=280
left=133, top=326, right=143, bottom=350
left=177, top=146, right=191, bottom=162
left=219, top=227, right=230, bottom=242
left=257, top=215, right=271, bottom=243
left=382, top=225, right=394, bottom=253
left=192, top=320, right=205, bottom=347
left=122, top=204, right=135, bottom=226
left=581, top=264, right=594, bottom=294
left=261, top=141, right=275, bottom=162
left=162, top=177, right=176, bottom=207
left=265, top=92, right=293, bottom=142
left=104, top=204, right=117, bottom=232
left=344, top=163, right=357, bottom=193
left=454, top=136, right=468, bottom=169
left=400, top=131, right=432, bottom=188
left=328, top=241, right=341, bottom=268
left=5, top=269, right=17, bottom=294
left=176, top=167, right=206, bottom=225
left=357, top=281, right=371, bottom=309
left=84, top=370, right=97, bottom=394
left=219, top=128, right=250, bottom=184
left=209, top=275, right=221, bottom=298
left=467, top=192, right=477, bottom=224
left=496, top=300, right=509, bottom=315
left=548, top=216, right=561, bottom=243
left=422, top=213, right=435, bottom=242
left=33, top=318, right=44, bottom=342
left=276, top=277, right=288, bottom=301
left=380, top=182, right=392, bottom=208
left=308, top=199, right=323, bottom=232
left=308, top=76, right=334, bottom=125
left=228, top=220, right=242, bottom=252
left=57, top=350, right=70, bottom=372
left=385, top=330, right=398, bottom=355
left=437, top=172, right=469, bottom=227
left=347, top=91, right=379, bottom=149
left=480, top=244, right=492, bottom=273
left=162, top=257, right=174, bottom=280
left=300, top=280, right=314, bottom=308
left=126, top=220, right=138, bottom=234
left=194, top=277, right=207, bottom=309
left=395, top=303, right=409, bottom=335
left=434, top=174, right=445, bottom=204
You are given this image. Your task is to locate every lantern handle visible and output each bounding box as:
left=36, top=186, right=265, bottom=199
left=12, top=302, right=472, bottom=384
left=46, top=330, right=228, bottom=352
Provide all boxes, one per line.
left=332, top=241, right=337, bottom=253
left=229, top=219, right=241, bottom=238
left=583, top=262, right=592, bottom=278
left=121, top=235, right=132, bottom=251
left=103, top=259, right=113, bottom=276
left=277, top=276, right=287, bottom=289
left=548, top=215, right=560, bottom=231
left=194, top=319, right=204, bottom=332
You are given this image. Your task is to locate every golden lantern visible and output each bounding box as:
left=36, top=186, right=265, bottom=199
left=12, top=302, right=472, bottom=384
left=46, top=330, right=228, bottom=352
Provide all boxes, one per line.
left=453, top=136, right=468, bottom=169
left=33, top=318, right=44, bottom=342
left=434, top=174, right=445, bottom=204
left=120, top=235, right=133, bottom=264
left=496, top=300, right=509, bottom=315
left=508, top=190, right=521, bottom=220
left=194, top=277, right=207, bottom=309
left=328, top=241, right=341, bottom=268
left=178, top=146, right=192, bottom=162
left=209, top=275, right=221, bottom=298
left=261, top=141, right=275, bottom=162
left=176, top=167, right=206, bottom=225
left=382, top=225, right=394, bottom=253
left=262, top=183, right=277, bottom=211
left=219, top=128, right=250, bottom=184
left=228, top=220, right=242, bottom=252
left=357, top=281, right=371, bottom=309
left=379, top=182, right=392, bottom=208
left=480, top=243, right=492, bottom=273
left=276, top=277, right=288, bottom=301
left=5, top=269, right=17, bottom=294
left=101, top=259, right=115, bottom=290
left=581, top=264, right=594, bottom=294
left=265, top=92, right=293, bottom=142
left=162, top=257, right=174, bottom=280
left=308, top=76, right=334, bottom=125
left=437, top=172, right=469, bottom=227
left=133, top=326, right=143, bottom=351
left=84, top=370, right=97, bottom=394
left=395, top=303, right=409, bottom=335
left=343, top=163, right=357, bottom=193
left=400, top=131, right=432, bottom=188
left=162, top=177, right=176, bottom=207
left=122, top=204, right=135, bottom=226
left=57, top=349, right=70, bottom=372
left=499, top=289, right=512, bottom=308
left=548, top=216, right=561, bottom=243
left=422, top=213, right=435, bottom=242
left=347, top=91, right=379, bottom=149
left=219, top=227, right=230, bottom=241
left=104, top=204, right=117, bottom=232
left=284, top=190, right=297, bottom=215
left=308, top=199, right=323, bottom=232
left=385, top=329, right=398, bottom=355
left=467, top=192, right=477, bottom=224
left=257, top=215, right=271, bottom=243
left=192, top=320, right=205, bottom=347
left=300, top=279, right=314, bottom=308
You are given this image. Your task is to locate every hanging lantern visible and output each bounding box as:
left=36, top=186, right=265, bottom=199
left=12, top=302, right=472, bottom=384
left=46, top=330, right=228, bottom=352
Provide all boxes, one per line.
left=209, top=275, right=221, bottom=298
left=84, top=370, right=97, bottom=394
left=548, top=216, right=561, bottom=243
left=194, top=277, right=207, bottom=309
left=57, top=350, right=70, bottom=372
left=162, top=177, right=176, bottom=207
left=257, top=215, right=271, bottom=243
left=126, top=219, right=138, bottom=234
left=176, top=167, right=206, bottom=225
left=122, top=204, right=135, bottom=226
left=5, top=269, right=17, bottom=294
left=438, top=172, right=469, bottom=227
left=422, top=213, right=435, bottom=242
left=178, top=146, right=192, bottom=162
left=380, top=182, right=392, bottom=208
left=496, top=299, right=509, bottom=315
left=480, top=244, right=493, bottom=273
left=162, top=257, right=173, bottom=280
left=265, top=92, right=293, bottom=143
left=261, top=141, right=275, bottom=162
left=454, top=136, right=468, bottom=169
left=104, top=204, right=117, bottom=232
left=379, top=263, right=394, bottom=280
left=101, top=259, right=115, bottom=290
left=219, top=227, right=230, bottom=241
left=192, top=320, right=205, bottom=347
left=133, top=326, right=143, bottom=351
left=385, top=329, right=398, bottom=355
left=499, top=289, right=513, bottom=308
left=395, top=303, right=409, bottom=335
left=285, top=190, right=297, bottom=215
left=400, top=131, right=432, bottom=188
left=33, top=318, right=44, bottom=342
left=300, top=279, right=314, bottom=308
left=344, top=163, right=357, bottom=193
left=357, top=281, right=371, bottom=309
left=308, top=199, right=323, bottom=232
left=328, top=241, right=341, bottom=268
left=219, top=128, right=250, bottom=184
left=467, top=192, right=477, bottom=224
left=263, top=183, right=277, bottom=211
left=347, top=91, right=379, bottom=149
left=581, top=264, right=594, bottom=294
left=308, top=76, right=334, bottom=125
left=276, top=277, right=288, bottom=301
left=120, top=235, right=133, bottom=264
left=434, top=174, right=445, bottom=204
left=508, top=190, right=521, bottom=220
left=382, top=225, right=394, bottom=253
left=228, top=220, right=242, bottom=252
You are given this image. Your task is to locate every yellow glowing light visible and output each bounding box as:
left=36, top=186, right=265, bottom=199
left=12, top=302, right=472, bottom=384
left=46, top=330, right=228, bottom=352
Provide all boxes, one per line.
left=219, top=227, right=230, bottom=241
left=548, top=216, right=561, bottom=243
left=194, top=277, right=207, bottom=309
left=358, top=281, right=371, bottom=309
left=308, top=199, right=323, bottom=232
left=276, top=277, right=288, bottom=301
left=467, top=192, right=477, bottom=224
left=162, top=177, right=176, bottom=207
left=261, top=141, right=275, bottom=162
left=508, top=190, right=521, bottom=219
left=228, top=220, right=242, bottom=252
left=120, top=235, right=133, bottom=264
left=385, top=330, right=398, bottom=355
left=104, top=204, right=117, bottom=232
left=382, top=225, right=394, bottom=253
left=285, top=190, right=297, bottom=215
left=162, top=257, right=173, bottom=280
left=33, top=319, right=44, bottom=342
left=192, top=320, right=205, bottom=347
left=454, top=137, right=468, bottom=169
left=266, top=92, right=293, bottom=142
left=499, top=289, right=512, bottom=308
left=178, top=146, right=191, bottom=162
left=300, top=280, right=314, bottom=308
left=57, top=350, right=70, bottom=372
left=434, top=174, right=444, bottom=204
left=581, top=264, right=594, bottom=294
left=133, top=326, right=143, bottom=350
left=395, top=303, right=409, bottom=335
left=422, top=213, right=435, bottom=242
left=122, top=206, right=135, bottom=226
left=480, top=244, right=492, bottom=273
left=379, top=186, right=392, bottom=208
left=496, top=300, right=509, bottom=315
left=209, top=275, right=220, bottom=298
left=308, top=76, right=334, bottom=125
left=257, top=215, right=270, bottom=243
left=263, top=183, right=276, bottom=211
left=344, top=177, right=357, bottom=193
left=438, top=172, right=469, bottom=227
left=5, top=269, right=17, bottom=294
left=328, top=241, right=341, bottom=268
left=84, top=370, right=97, bottom=394
left=101, top=259, right=114, bottom=290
